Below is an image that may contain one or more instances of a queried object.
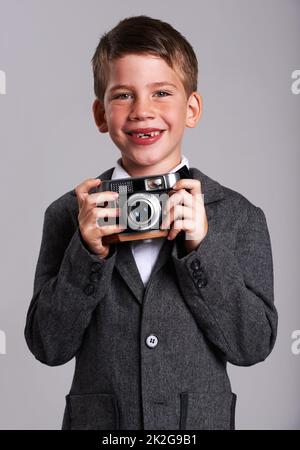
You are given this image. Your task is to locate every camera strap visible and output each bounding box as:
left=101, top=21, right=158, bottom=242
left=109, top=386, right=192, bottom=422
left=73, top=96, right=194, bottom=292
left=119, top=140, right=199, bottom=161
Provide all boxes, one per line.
left=174, top=164, right=192, bottom=180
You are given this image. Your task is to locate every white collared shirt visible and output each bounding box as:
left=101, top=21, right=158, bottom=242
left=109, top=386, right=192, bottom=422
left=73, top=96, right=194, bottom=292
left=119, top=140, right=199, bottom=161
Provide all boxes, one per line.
left=111, top=155, right=190, bottom=287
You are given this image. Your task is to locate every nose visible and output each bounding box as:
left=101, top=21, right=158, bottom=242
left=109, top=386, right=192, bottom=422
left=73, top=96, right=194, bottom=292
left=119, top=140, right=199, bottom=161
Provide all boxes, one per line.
left=128, top=96, right=155, bottom=121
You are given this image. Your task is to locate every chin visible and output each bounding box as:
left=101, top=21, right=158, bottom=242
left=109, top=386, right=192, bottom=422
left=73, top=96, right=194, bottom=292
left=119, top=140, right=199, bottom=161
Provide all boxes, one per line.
left=134, top=156, right=166, bottom=169
left=126, top=149, right=164, bottom=164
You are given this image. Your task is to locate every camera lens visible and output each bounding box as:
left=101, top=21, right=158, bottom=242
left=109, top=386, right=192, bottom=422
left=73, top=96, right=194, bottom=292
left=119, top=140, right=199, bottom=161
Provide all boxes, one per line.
left=127, top=193, right=160, bottom=231
left=128, top=200, right=153, bottom=224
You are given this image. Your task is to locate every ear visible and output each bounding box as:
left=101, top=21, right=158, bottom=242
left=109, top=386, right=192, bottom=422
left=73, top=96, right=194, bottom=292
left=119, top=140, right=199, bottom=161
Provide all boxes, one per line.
left=185, top=92, right=202, bottom=128
left=92, top=99, right=108, bottom=133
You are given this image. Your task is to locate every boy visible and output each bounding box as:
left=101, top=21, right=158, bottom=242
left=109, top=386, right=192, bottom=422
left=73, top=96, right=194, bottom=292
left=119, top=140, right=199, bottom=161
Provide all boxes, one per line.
left=24, top=15, right=278, bottom=430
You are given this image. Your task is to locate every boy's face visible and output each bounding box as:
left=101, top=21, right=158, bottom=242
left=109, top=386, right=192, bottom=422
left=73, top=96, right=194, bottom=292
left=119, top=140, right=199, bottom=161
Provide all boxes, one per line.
left=93, top=53, right=201, bottom=176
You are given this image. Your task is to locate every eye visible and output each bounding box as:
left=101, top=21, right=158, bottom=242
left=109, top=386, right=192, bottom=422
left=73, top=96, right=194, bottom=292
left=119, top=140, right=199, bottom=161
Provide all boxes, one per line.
left=112, top=91, right=171, bottom=100
left=113, top=93, right=132, bottom=100
left=155, top=91, right=171, bottom=97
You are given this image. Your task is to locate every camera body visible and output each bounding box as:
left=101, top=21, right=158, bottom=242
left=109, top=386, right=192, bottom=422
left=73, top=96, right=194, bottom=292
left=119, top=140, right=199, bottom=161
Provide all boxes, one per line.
left=96, top=166, right=190, bottom=243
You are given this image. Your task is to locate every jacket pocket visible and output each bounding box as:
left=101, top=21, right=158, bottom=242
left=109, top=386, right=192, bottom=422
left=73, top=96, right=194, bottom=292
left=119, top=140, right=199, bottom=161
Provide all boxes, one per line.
left=230, top=392, right=237, bottom=430
left=66, top=393, right=120, bottom=430
left=180, top=391, right=237, bottom=430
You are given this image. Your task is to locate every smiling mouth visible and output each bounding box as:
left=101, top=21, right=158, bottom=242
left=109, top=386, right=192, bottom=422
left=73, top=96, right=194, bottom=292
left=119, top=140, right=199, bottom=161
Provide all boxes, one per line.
left=126, top=130, right=164, bottom=138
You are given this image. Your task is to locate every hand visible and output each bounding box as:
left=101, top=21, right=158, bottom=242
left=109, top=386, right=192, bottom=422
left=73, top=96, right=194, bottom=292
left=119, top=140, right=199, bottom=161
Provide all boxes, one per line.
left=75, top=178, right=125, bottom=259
left=160, top=178, right=208, bottom=253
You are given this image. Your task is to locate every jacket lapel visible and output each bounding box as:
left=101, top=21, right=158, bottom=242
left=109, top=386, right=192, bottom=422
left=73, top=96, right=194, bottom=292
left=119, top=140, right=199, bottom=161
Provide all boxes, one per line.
left=114, top=241, right=145, bottom=302
left=115, top=236, right=174, bottom=304
left=189, top=167, right=225, bottom=205
left=91, top=165, right=225, bottom=304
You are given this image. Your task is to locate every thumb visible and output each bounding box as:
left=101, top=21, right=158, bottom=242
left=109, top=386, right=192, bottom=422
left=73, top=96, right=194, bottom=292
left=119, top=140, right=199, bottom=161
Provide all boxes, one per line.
left=78, top=192, right=89, bottom=209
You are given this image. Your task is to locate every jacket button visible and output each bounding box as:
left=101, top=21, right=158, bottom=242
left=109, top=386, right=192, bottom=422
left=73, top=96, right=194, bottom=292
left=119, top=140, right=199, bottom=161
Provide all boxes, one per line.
left=83, top=284, right=95, bottom=295
left=146, top=335, right=158, bottom=348
left=91, top=262, right=102, bottom=273
left=190, top=259, right=201, bottom=270
left=89, top=272, right=101, bottom=282
left=196, top=275, right=207, bottom=288
left=192, top=269, right=203, bottom=279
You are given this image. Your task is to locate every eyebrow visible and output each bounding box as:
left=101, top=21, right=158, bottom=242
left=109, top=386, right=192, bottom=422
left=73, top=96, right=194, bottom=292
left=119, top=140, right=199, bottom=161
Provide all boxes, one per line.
left=108, top=81, right=178, bottom=93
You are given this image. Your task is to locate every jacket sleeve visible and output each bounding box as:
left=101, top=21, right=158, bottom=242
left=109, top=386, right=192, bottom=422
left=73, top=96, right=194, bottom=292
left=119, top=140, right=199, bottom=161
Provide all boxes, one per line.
left=24, top=202, right=117, bottom=366
left=171, top=199, right=278, bottom=366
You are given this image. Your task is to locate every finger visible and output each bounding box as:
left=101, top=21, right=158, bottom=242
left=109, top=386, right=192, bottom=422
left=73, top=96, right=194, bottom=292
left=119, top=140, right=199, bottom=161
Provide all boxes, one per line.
left=89, top=191, right=119, bottom=207
left=79, top=193, right=120, bottom=230
left=167, top=219, right=184, bottom=240
left=161, top=204, right=192, bottom=229
left=77, top=192, right=89, bottom=214
left=168, top=219, right=195, bottom=240
left=98, top=223, right=127, bottom=237
left=75, top=177, right=101, bottom=195
left=165, top=189, right=193, bottom=210
left=161, top=201, right=174, bottom=230
left=96, top=207, right=120, bottom=219
left=167, top=188, right=204, bottom=228
left=167, top=226, right=182, bottom=241
left=80, top=191, right=119, bottom=218
left=161, top=189, right=192, bottom=228
left=172, top=179, right=202, bottom=197
left=75, top=178, right=101, bottom=208
left=95, top=207, right=121, bottom=228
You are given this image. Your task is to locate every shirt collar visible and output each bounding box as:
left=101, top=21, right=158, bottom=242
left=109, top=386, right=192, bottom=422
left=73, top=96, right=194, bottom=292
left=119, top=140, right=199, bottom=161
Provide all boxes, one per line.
left=112, top=155, right=190, bottom=180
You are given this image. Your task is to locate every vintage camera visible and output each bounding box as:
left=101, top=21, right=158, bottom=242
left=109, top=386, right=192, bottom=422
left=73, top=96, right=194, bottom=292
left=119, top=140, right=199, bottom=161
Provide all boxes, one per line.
left=96, top=165, right=191, bottom=244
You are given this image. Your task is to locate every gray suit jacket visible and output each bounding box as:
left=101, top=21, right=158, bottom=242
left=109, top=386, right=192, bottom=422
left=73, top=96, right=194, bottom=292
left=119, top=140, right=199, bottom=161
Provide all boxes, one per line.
left=24, top=166, right=278, bottom=430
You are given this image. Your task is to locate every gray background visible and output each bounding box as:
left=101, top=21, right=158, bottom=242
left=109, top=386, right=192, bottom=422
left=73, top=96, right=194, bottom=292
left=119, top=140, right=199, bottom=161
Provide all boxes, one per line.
left=0, top=0, right=299, bottom=429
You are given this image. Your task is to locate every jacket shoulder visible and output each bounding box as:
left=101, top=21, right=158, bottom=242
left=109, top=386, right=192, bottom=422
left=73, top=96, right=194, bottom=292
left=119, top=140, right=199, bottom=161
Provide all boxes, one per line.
left=44, top=167, right=115, bottom=223
left=221, top=184, right=258, bottom=209
left=191, top=166, right=261, bottom=211
left=220, top=183, right=268, bottom=231
left=190, top=167, right=266, bottom=230
left=46, top=188, right=78, bottom=221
